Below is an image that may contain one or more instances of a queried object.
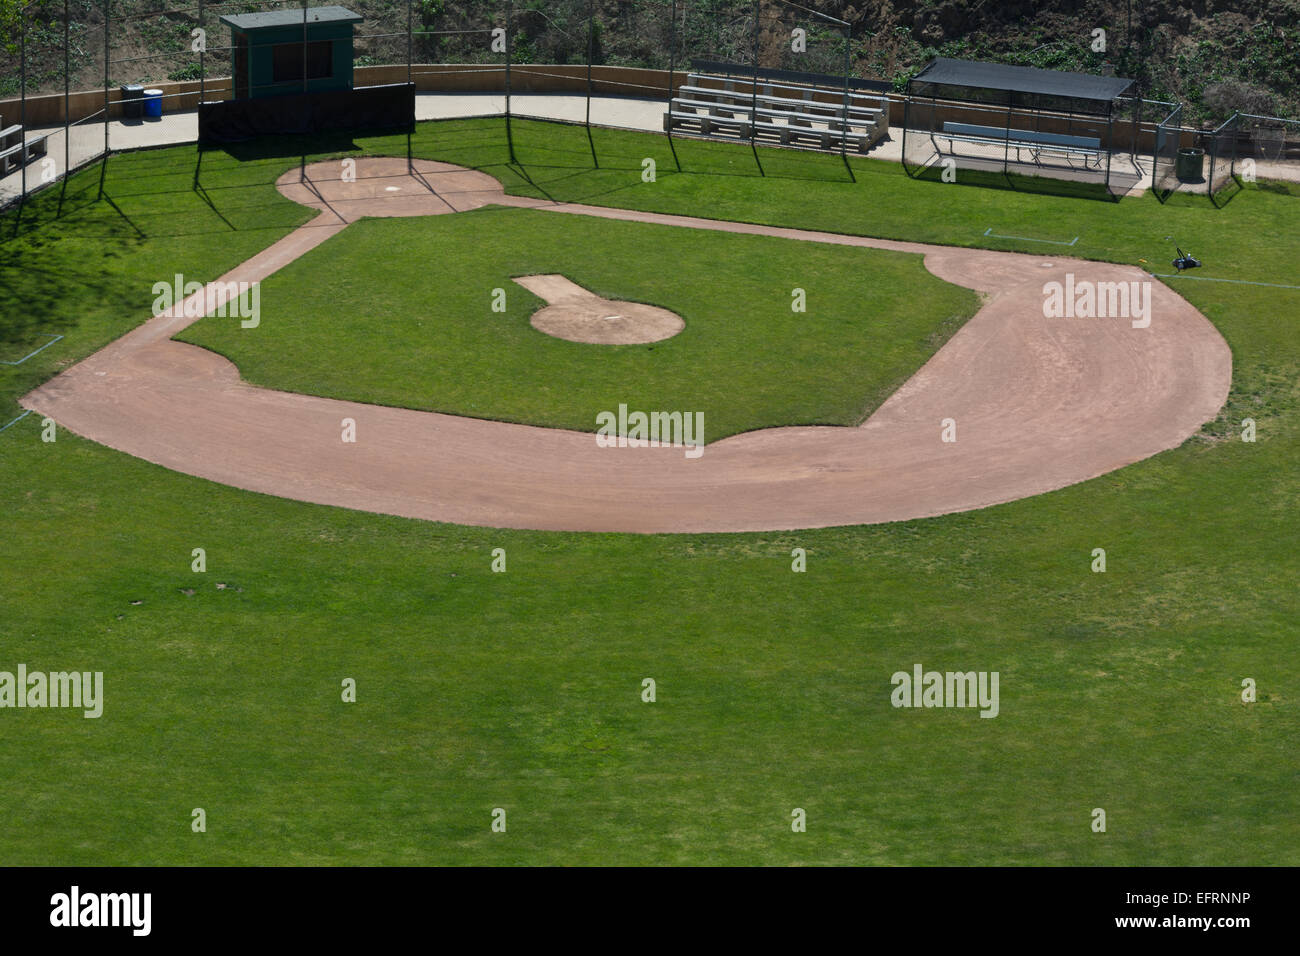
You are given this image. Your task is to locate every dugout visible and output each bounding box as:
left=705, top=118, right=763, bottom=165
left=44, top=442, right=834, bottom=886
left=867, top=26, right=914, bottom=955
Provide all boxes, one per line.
left=199, top=5, right=413, bottom=145
left=902, top=58, right=1136, bottom=197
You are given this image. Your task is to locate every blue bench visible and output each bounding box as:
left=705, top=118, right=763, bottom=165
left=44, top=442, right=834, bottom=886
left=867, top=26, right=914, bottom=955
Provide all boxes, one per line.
left=939, top=122, right=1103, bottom=168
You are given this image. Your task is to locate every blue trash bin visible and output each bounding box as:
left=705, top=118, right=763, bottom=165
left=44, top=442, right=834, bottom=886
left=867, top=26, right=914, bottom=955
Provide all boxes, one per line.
left=143, top=89, right=163, bottom=118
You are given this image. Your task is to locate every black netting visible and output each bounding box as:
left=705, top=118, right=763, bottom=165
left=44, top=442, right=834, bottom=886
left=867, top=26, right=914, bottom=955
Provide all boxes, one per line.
left=1206, top=111, right=1241, bottom=204
left=904, top=71, right=1139, bottom=199
left=1151, top=102, right=1182, bottom=201
left=0, top=1, right=108, bottom=208
left=1235, top=114, right=1300, bottom=191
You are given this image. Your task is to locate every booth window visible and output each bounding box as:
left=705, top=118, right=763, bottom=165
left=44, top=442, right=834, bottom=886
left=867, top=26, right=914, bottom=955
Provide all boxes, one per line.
left=272, top=41, right=334, bottom=83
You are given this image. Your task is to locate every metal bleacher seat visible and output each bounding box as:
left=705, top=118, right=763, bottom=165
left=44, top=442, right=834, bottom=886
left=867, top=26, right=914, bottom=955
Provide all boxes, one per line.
left=0, top=122, right=50, bottom=178
left=665, top=68, right=889, bottom=154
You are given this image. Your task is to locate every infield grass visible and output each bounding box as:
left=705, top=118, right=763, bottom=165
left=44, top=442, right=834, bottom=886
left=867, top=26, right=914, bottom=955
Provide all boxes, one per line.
left=176, top=205, right=977, bottom=439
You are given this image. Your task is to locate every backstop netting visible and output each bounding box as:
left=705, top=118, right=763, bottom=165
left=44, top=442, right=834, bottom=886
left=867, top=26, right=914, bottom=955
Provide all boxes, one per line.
left=406, top=4, right=503, bottom=115
left=511, top=0, right=678, bottom=108
left=1206, top=111, right=1241, bottom=204
left=1234, top=113, right=1300, bottom=189
left=1151, top=102, right=1182, bottom=201
left=1, top=0, right=108, bottom=210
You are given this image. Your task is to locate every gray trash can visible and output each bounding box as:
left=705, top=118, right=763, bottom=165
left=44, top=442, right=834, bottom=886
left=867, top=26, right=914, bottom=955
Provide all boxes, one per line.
left=1176, top=147, right=1204, bottom=182
left=120, top=84, right=144, bottom=119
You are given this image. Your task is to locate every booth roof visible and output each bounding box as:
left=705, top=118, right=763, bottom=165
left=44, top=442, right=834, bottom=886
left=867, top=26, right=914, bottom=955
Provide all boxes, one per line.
left=219, top=6, right=363, bottom=31
left=910, top=57, right=1134, bottom=101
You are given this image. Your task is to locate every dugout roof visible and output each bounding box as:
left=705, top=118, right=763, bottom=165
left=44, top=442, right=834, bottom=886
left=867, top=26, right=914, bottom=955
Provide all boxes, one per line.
left=911, top=58, right=1135, bottom=103
left=219, top=6, right=362, bottom=32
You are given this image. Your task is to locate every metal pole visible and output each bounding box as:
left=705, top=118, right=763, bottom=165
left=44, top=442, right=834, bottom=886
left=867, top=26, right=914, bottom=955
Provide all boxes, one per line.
left=584, top=0, right=596, bottom=167
left=840, top=25, right=854, bottom=180
left=666, top=0, right=681, bottom=172
left=101, top=0, right=109, bottom=198
left=901, top=86, right=911, bottom=175
left=666, top=0, right=677, bottom=140
left=199, top=0, right=205, bottom=105
left=750, top=0, right=761, bottom=172
left=1105, top=101, right=1113, bottom=196
left=20, top=4, right=26, bottom=202
left=407, top=0, right=413, bottom=174
left=64, top=0, right=70, bottom=188
left=1132, top=95, right=1141, bottom=162
left=1229, top=111, right=1240, bottom=185
left=1003, top=93, right=1014, bottom=180
left=300, top=0, right=308, bottom=183
left=505, top=3, right=515, bottom=164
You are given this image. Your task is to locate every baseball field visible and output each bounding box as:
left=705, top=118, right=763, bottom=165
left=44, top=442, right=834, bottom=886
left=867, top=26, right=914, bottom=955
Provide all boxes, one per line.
left=1, top=116, right=1296, bottom=864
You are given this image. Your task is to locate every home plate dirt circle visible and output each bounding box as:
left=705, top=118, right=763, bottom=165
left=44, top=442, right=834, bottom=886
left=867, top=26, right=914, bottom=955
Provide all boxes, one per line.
left=514, top=274, right=685, bottom=344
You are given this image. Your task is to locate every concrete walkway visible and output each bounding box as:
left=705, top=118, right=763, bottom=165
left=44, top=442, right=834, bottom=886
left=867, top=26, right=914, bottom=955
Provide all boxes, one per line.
left=5, top=90, right=1293, bottom=206
left=0, top=93, right=664, bottom=206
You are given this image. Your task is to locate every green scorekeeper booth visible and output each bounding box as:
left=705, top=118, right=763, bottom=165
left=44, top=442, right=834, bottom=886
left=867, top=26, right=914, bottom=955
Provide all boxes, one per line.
left=222, top=6, right=359, bottom=101
left=199, top=5, right=413, bottom=145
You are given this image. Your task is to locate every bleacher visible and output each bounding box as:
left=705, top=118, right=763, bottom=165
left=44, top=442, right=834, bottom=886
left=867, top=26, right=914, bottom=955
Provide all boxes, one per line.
left=664, top=62, right=889, bottom=154
left=0, top=117, right=50, bottom=178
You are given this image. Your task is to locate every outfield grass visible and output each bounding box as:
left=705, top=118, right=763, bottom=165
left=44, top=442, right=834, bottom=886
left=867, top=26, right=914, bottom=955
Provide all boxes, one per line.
left=176, top=205, right=977, bottom=439
left=0, top=118, right=1296, bottom=865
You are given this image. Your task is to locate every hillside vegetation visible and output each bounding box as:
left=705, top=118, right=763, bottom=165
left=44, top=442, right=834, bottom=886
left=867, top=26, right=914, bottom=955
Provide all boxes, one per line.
left=1, top=1, right=1296, bottom=124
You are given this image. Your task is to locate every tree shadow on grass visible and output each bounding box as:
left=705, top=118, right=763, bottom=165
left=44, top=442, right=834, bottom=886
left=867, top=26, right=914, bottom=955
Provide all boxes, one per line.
left=0, top=238, right=120, bottom=350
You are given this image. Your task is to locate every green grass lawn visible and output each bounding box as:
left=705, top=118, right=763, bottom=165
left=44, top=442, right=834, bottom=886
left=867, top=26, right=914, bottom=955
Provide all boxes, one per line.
left=0, top=117, right=1296, bottom=865
left=176, top=206, right=977, bottom=439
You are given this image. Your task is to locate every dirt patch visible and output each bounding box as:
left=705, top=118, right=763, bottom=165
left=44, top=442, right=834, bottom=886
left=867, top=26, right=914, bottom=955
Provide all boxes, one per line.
left=21, top=159, right=1234, bottom=533
left=514, top=274, right=684, bottom=345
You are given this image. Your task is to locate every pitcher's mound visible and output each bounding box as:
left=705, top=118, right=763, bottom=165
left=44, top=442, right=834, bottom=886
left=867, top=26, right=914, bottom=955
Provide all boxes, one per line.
left=514, top=275, right=684, bottom=345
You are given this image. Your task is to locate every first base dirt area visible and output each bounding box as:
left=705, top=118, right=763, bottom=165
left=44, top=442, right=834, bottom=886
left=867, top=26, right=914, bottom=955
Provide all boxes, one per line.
left=22, top=158, right=1231, bottom=533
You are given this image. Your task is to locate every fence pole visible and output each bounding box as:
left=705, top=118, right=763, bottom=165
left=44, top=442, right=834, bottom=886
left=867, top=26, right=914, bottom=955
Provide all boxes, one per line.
left=504, top=2, right=515, bottom=164
left=1132, top=95, right=1141, bottom=162
left=64, top=0, right=70, bottom=191
left=840, top=25, right=854, bottom=181
left=1002, top=93, right=1014, bottom=180
left=1104, top=104, right=1113, bottom=197
left=666, top=0, right=680, bottom=171
left=101, top=0, right=108, bottom=199
left=1230, top=112, right=1242, bottom=184
left=407, top=0, right=413, bottom=174
left=196, top=0, right=205, bottom=180
left=750, top=0, right=761, bottom=173
left=584, top=0, right=596, bottom=166
left=20, top=2, right=26, bottom=203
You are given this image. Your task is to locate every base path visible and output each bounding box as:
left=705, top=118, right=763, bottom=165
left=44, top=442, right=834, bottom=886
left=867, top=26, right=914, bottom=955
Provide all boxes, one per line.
left=23, top=158, right=1232, bottom=533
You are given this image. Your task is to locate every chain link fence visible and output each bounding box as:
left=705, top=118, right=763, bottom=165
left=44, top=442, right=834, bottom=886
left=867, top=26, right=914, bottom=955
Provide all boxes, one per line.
left=7, top=1, right=1298, bottom=212
left=1151, top=102, right=1182, bottom=202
